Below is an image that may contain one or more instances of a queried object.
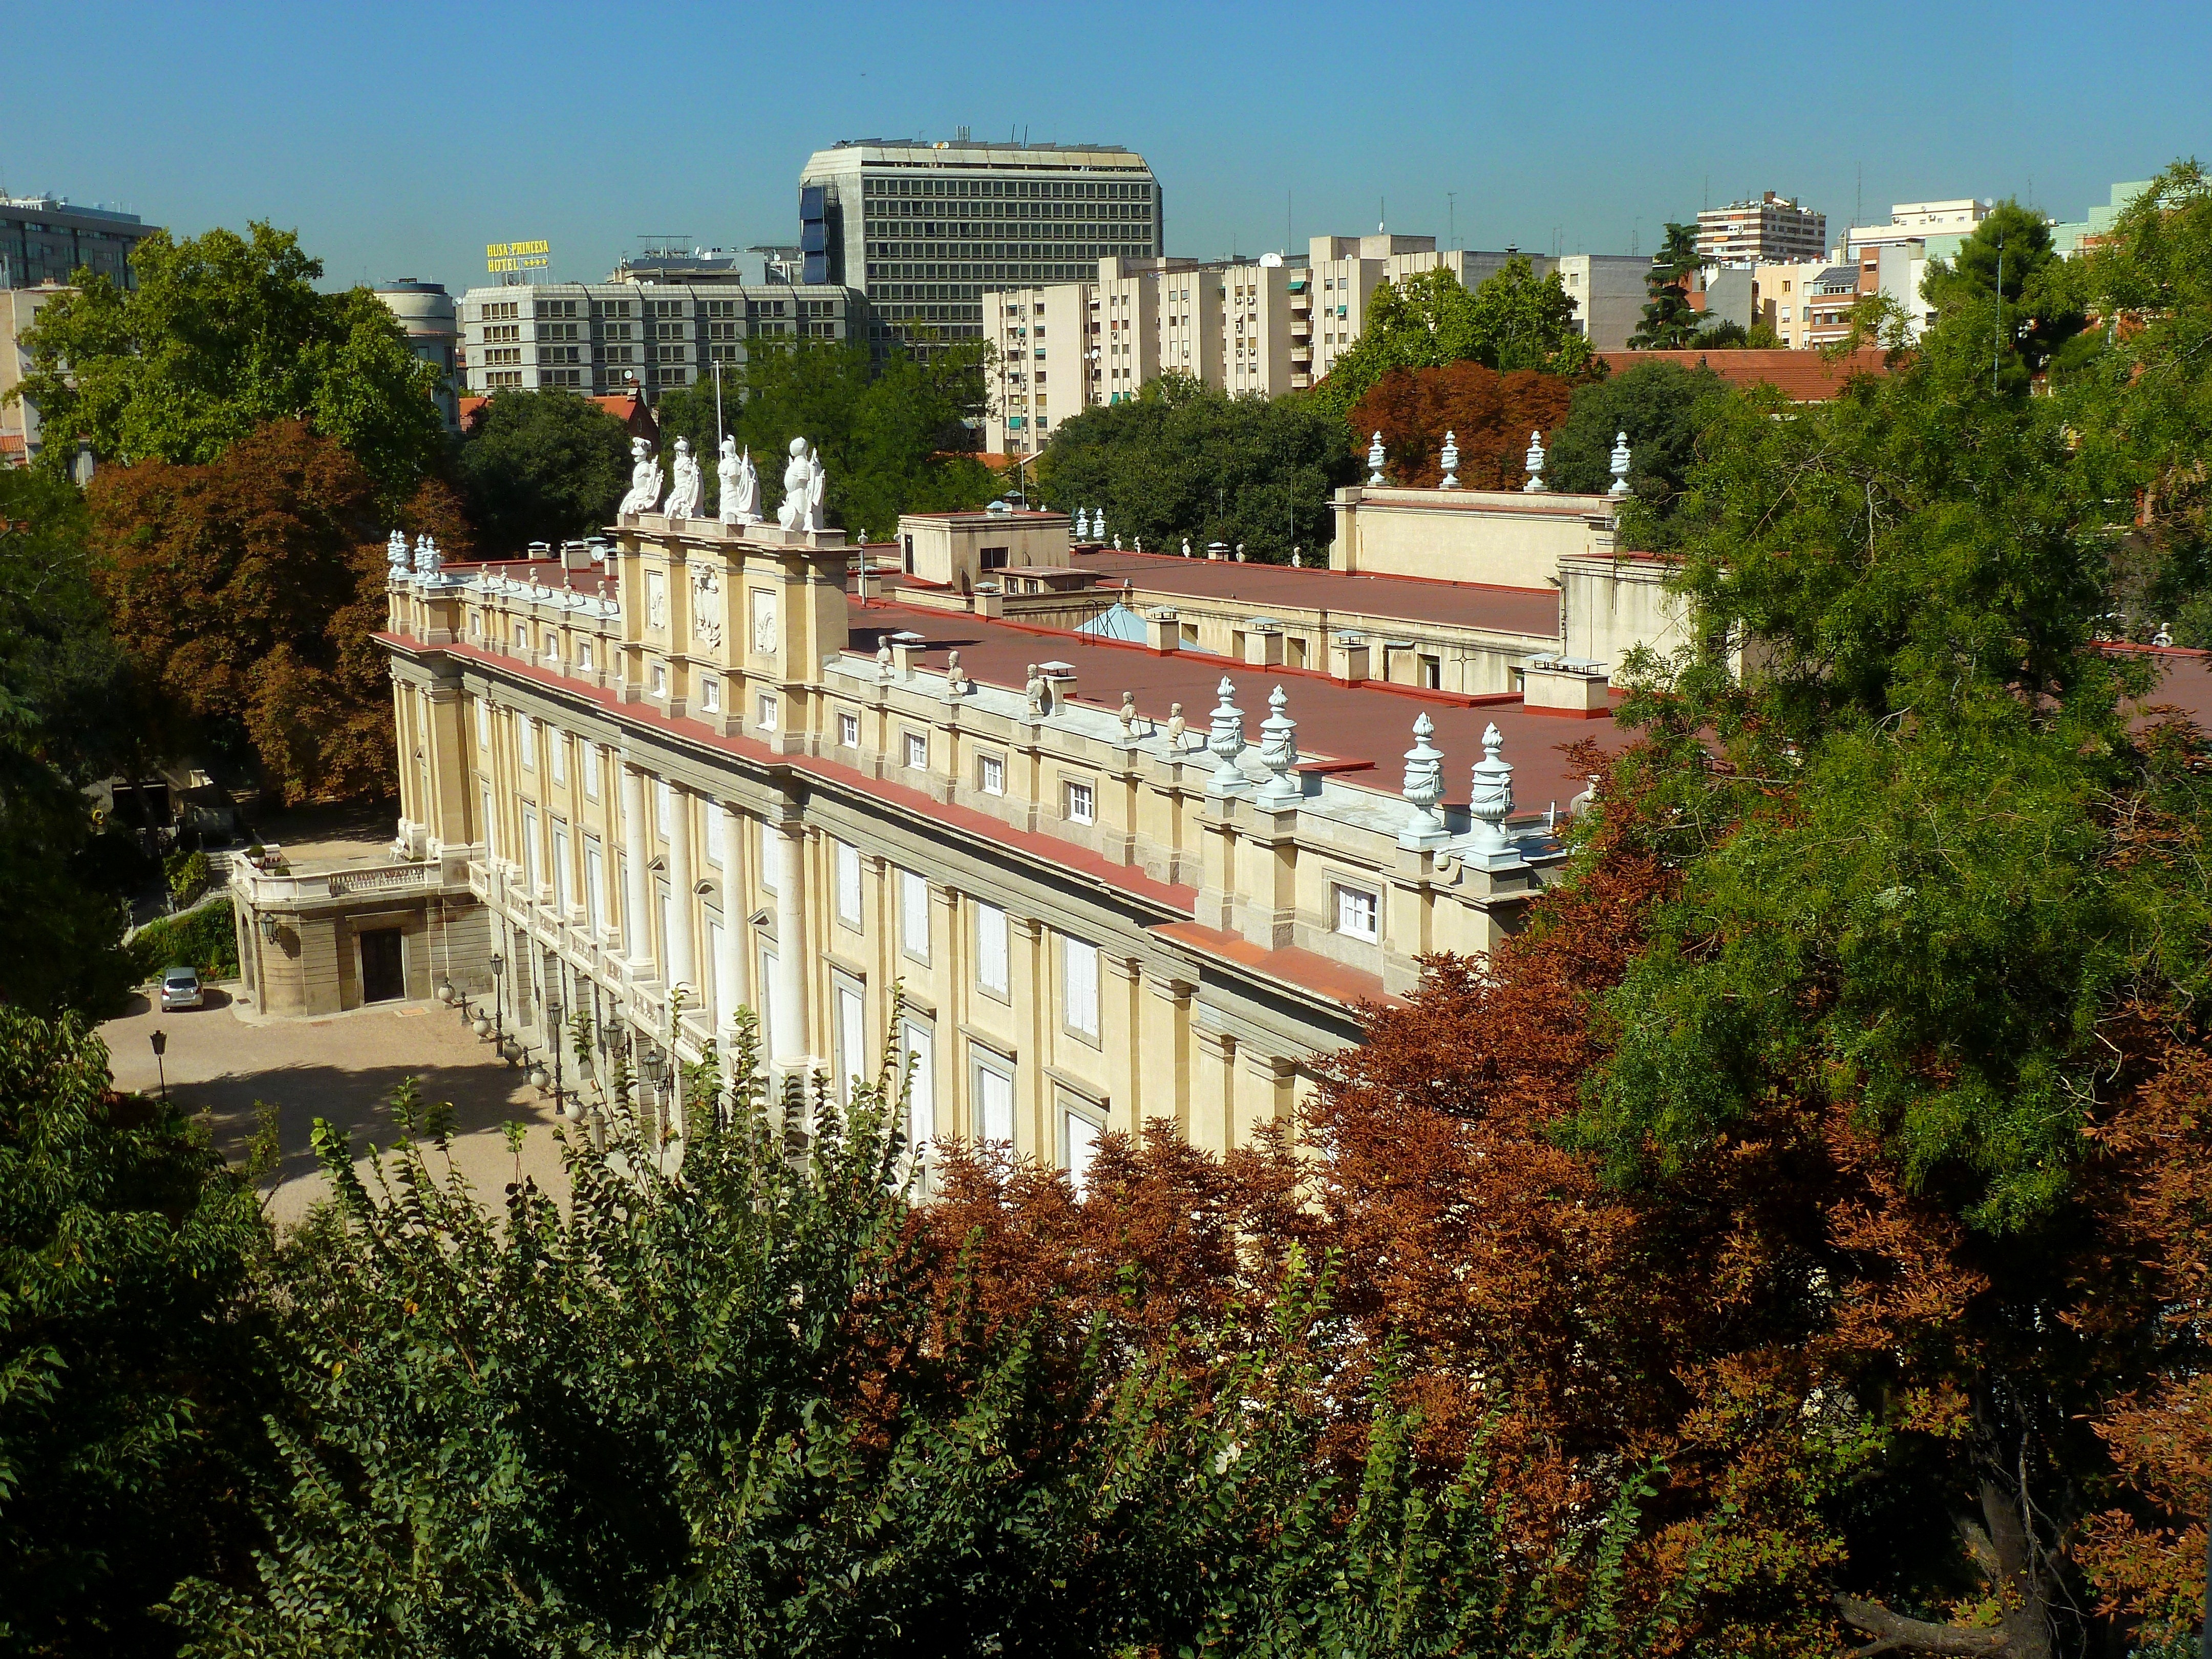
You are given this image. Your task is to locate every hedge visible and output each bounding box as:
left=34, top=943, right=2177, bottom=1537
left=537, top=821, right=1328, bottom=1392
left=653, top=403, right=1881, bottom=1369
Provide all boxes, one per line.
left=131, top=898, right=240, bottom=983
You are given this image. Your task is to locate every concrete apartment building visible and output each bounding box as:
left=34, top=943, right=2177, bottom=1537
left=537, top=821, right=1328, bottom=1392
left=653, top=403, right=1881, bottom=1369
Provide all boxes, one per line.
left=986, top=235, right=1647, bottom=455
left=2, top=196, right=153, bottom=465
left=797, top=139, right=1163, bottom=359
left=231, top=454, right=1702, bottom=1185
left=1748, top=199, right=1994, bottom=348
left=458, top=276, right=861, bottom=397
left=1696, top=192, right=1827, bottom=268
left=2050, top=180, right=2156, bottom=257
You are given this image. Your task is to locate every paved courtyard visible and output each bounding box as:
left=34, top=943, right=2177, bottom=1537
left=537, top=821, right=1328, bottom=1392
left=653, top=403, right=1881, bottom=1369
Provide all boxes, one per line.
left=101, top=985, right=576, bottom=1228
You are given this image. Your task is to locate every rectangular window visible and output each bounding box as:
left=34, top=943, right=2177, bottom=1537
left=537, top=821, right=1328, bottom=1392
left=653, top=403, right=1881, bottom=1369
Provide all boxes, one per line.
left=522, top=806, right=541, bottom=890
left=839, top=711, right=860, bottom=748
left=904, top=731, right=927, bottom=770
left=837, top=983, right=866, bottom=1105
left=517, top=712, right=536, bottom=768
left=1064, top=779, right=1095, bottom=825
left=549, top=731, right=567, bottom=784
left=757, top=694, right=778, bottom=732
left=577, top=640, right=592, bottom=671
left=475, top=696, right=491, bottom=749
left=975, top=902, right=1009, bottom=997
left=656, top=780, right=672, bottom=839
left=651, top=663, right=668, bottom=698
left=582, top=739, right=600, bottom=799
left=902, top=1019, right=935, bottom=1156
left=973, top=1050, right=1015, bottom=1143
left=704, top=919, right=724, bottom=1023
left=1062, top=934, right=1099, bottom=1040
left=479, top=782, right=495, bottom=858
left=706, top=807, right=725, bottom=868
left=700, top=676, right=720, bottom=713
left=1335, top=884, right=1379, bottom=942
left=759, top=820, right=777, bottom=892
left=899, top=868, right=930, bottom=963
left=1063, top=1098, right=1103, bottom=1195
left=979, top=753, right=1005, bottom=796
left=835, top=840, right=863, bottom=929
left=552, top=822, right=572, bottom=910
left=585, top=838, right=605, bottom=932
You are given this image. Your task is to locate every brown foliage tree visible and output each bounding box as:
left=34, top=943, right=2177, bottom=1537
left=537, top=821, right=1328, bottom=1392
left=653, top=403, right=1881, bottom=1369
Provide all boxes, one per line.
left=85, top=421, right=466, bottom=803
left=1348, top=361, right=1577, bottom=489
left=915, top=732, right=2212, bottom=1658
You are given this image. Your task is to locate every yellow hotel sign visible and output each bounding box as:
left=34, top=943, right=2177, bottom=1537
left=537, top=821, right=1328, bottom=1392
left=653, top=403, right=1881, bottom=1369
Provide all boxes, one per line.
left=486, top=239, right=551, bottom=273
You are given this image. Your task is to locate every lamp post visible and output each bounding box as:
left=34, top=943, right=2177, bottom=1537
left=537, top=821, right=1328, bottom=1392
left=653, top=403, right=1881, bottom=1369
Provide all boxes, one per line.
left=148, top=1030, right=168, bottom=1104
left=545, top=991, right=566, bottom=1117
left=640, top=1043, right=666, bottom=1165
left=489, top=951, right=505, bottom=1060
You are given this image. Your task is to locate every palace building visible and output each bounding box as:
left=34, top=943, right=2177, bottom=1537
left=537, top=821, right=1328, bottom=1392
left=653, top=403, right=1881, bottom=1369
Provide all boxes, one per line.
left=229, top=456, right=1687, bottom=1180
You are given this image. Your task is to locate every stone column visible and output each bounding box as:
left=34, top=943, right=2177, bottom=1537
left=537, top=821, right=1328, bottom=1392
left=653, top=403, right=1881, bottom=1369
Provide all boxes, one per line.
left=664, top=781, right=696, bottom=997
left=620, top=763, right=653, bottom=971
left=713, top=802, right=749, bottom=1031
left=771, top=816, right=807, bottom=1069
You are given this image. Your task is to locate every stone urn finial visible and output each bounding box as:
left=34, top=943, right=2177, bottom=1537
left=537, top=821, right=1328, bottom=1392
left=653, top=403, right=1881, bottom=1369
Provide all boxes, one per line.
left=1440, top=430, right=1460, bottom=490
left=1367, top=430, right=1387, bottom=486
left=1522, top=430, right=1548, bottom=493
left=1207, top=678, right=1249, bottom=795
left=1257, top=685, right=1300, bottom=808
left=1609, top=430, right=1632, bottom=498
left=1468, top=721, right=1517, bottom=859
left=1399, top=712, right=1447, bottom=848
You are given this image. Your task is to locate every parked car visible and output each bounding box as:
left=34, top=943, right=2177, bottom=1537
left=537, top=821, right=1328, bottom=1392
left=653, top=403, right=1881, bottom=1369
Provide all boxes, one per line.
left=159, top=965, right=203, bottom=1011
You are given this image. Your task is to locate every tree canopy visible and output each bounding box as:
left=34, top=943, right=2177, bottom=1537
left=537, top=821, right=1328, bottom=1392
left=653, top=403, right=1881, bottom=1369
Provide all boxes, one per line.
left=85, top=420, right=470, bottom=803
left=1544, top=357, right=1731, bottom=529
left=1346, top=361, right=1575, bottom=490
left=1036, top=373, right=1355, bottom=561
left=13, top=223, right=446, bottom=505
left=1307, top=258, right=1598, bottom=429
left=453, top=389, right=632, bottom=554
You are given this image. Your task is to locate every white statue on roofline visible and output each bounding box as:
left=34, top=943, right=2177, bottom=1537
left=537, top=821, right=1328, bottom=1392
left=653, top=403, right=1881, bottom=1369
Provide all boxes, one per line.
left=666, top=436, right=703, bottom=519
left=618, top=437, right=662, bottom=516
left=777, top=438, right=826, bottom=533
left=719, top=438, right=761, bottom=525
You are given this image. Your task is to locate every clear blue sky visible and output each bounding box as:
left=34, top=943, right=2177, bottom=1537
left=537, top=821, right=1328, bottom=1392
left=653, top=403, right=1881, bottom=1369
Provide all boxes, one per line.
left=8, top=0, right=2205, bottom=295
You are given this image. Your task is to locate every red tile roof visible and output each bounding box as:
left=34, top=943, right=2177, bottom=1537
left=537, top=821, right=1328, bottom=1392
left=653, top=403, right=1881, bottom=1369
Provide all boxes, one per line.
left=1150, top=920, right=1398, bottom=1010
left=850, top=599, right=1626, bottom=813
left=1598, top=347, right=1895, bottom=401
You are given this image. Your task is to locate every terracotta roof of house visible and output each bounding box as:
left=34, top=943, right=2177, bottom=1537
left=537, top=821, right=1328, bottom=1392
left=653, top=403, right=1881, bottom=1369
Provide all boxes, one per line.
left=1598, top=347, right=1895, bottom=401
left=1064, top=547, right=1566, bottom=637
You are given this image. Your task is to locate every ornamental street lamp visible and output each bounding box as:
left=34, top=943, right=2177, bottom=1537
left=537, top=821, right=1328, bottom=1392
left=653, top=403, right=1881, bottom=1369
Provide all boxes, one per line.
left=545, top=992, right=566, bottom=1117
left=489, top=951, right=505, bottom=1058
left=640, top=1043, right=667, bottom=1155
left=148, top=1029, right=168, bottom=1104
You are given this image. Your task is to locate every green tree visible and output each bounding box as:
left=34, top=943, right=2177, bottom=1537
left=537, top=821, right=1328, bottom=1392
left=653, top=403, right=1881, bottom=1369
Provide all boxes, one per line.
left=1310, top=260, right=1596, bottom=428
left=1545, top=357, right=1731, bottom=531
left=0, top=1007, right=277, bottom=1657
left=0, top=467, right=143, bottom=1015
left=454, top=389, right=632, bottom=552
left=1921, top=198, right=2083, bottom=386
left=1626, top=222, right=1704, bottom=350
left=12, top=223, right=444, bottom=504
left=2052, top=163, right=2212, bottom=641
left=1039, top=374, right=1354, bottom=561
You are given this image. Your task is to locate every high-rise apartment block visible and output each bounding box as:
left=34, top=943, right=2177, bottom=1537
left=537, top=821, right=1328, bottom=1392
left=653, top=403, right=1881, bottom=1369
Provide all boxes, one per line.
left=458, top=278, right=861, bottom=397
left=1696, top=193, right=1827, bottom=268
left=797, top=140, right=1162, bottom=357
left=985, top=236, right=1646, bottom=455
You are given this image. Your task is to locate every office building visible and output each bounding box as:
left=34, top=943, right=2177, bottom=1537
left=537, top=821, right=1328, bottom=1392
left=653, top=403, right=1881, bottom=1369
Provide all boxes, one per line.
left=458, top=278, right=862, bottom=397
left=1, top=196, right=151, bottom=292
left=375, top=280, right=461, bottom=430
left=1696, top=193, right=1827, bottom=269
left=797, top=139, right=1162, bottom=357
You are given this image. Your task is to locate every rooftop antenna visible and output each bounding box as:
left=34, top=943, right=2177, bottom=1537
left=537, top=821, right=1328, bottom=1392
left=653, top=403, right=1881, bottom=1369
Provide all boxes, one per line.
left=1855, top=162, right=1863, bottom=230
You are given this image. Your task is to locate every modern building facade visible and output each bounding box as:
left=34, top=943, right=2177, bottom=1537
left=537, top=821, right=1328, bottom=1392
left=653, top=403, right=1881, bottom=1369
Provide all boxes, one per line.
left=232, top=455, right=1696, bottom=1180
left=375, top=280, right=461, bottom=430
left=0, top=196, right=150, bottom=292
left=2050, top=180, right=2155, bottom=258
left=2, top=286, right=70, bottom=465
left=984, top=235, right=1645, bottom=455
left=797, top=140, right=1162, bottom=358
left=1696, top=193, right=1827, bottom=268
left=458, top=279, right=862, bottom=396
